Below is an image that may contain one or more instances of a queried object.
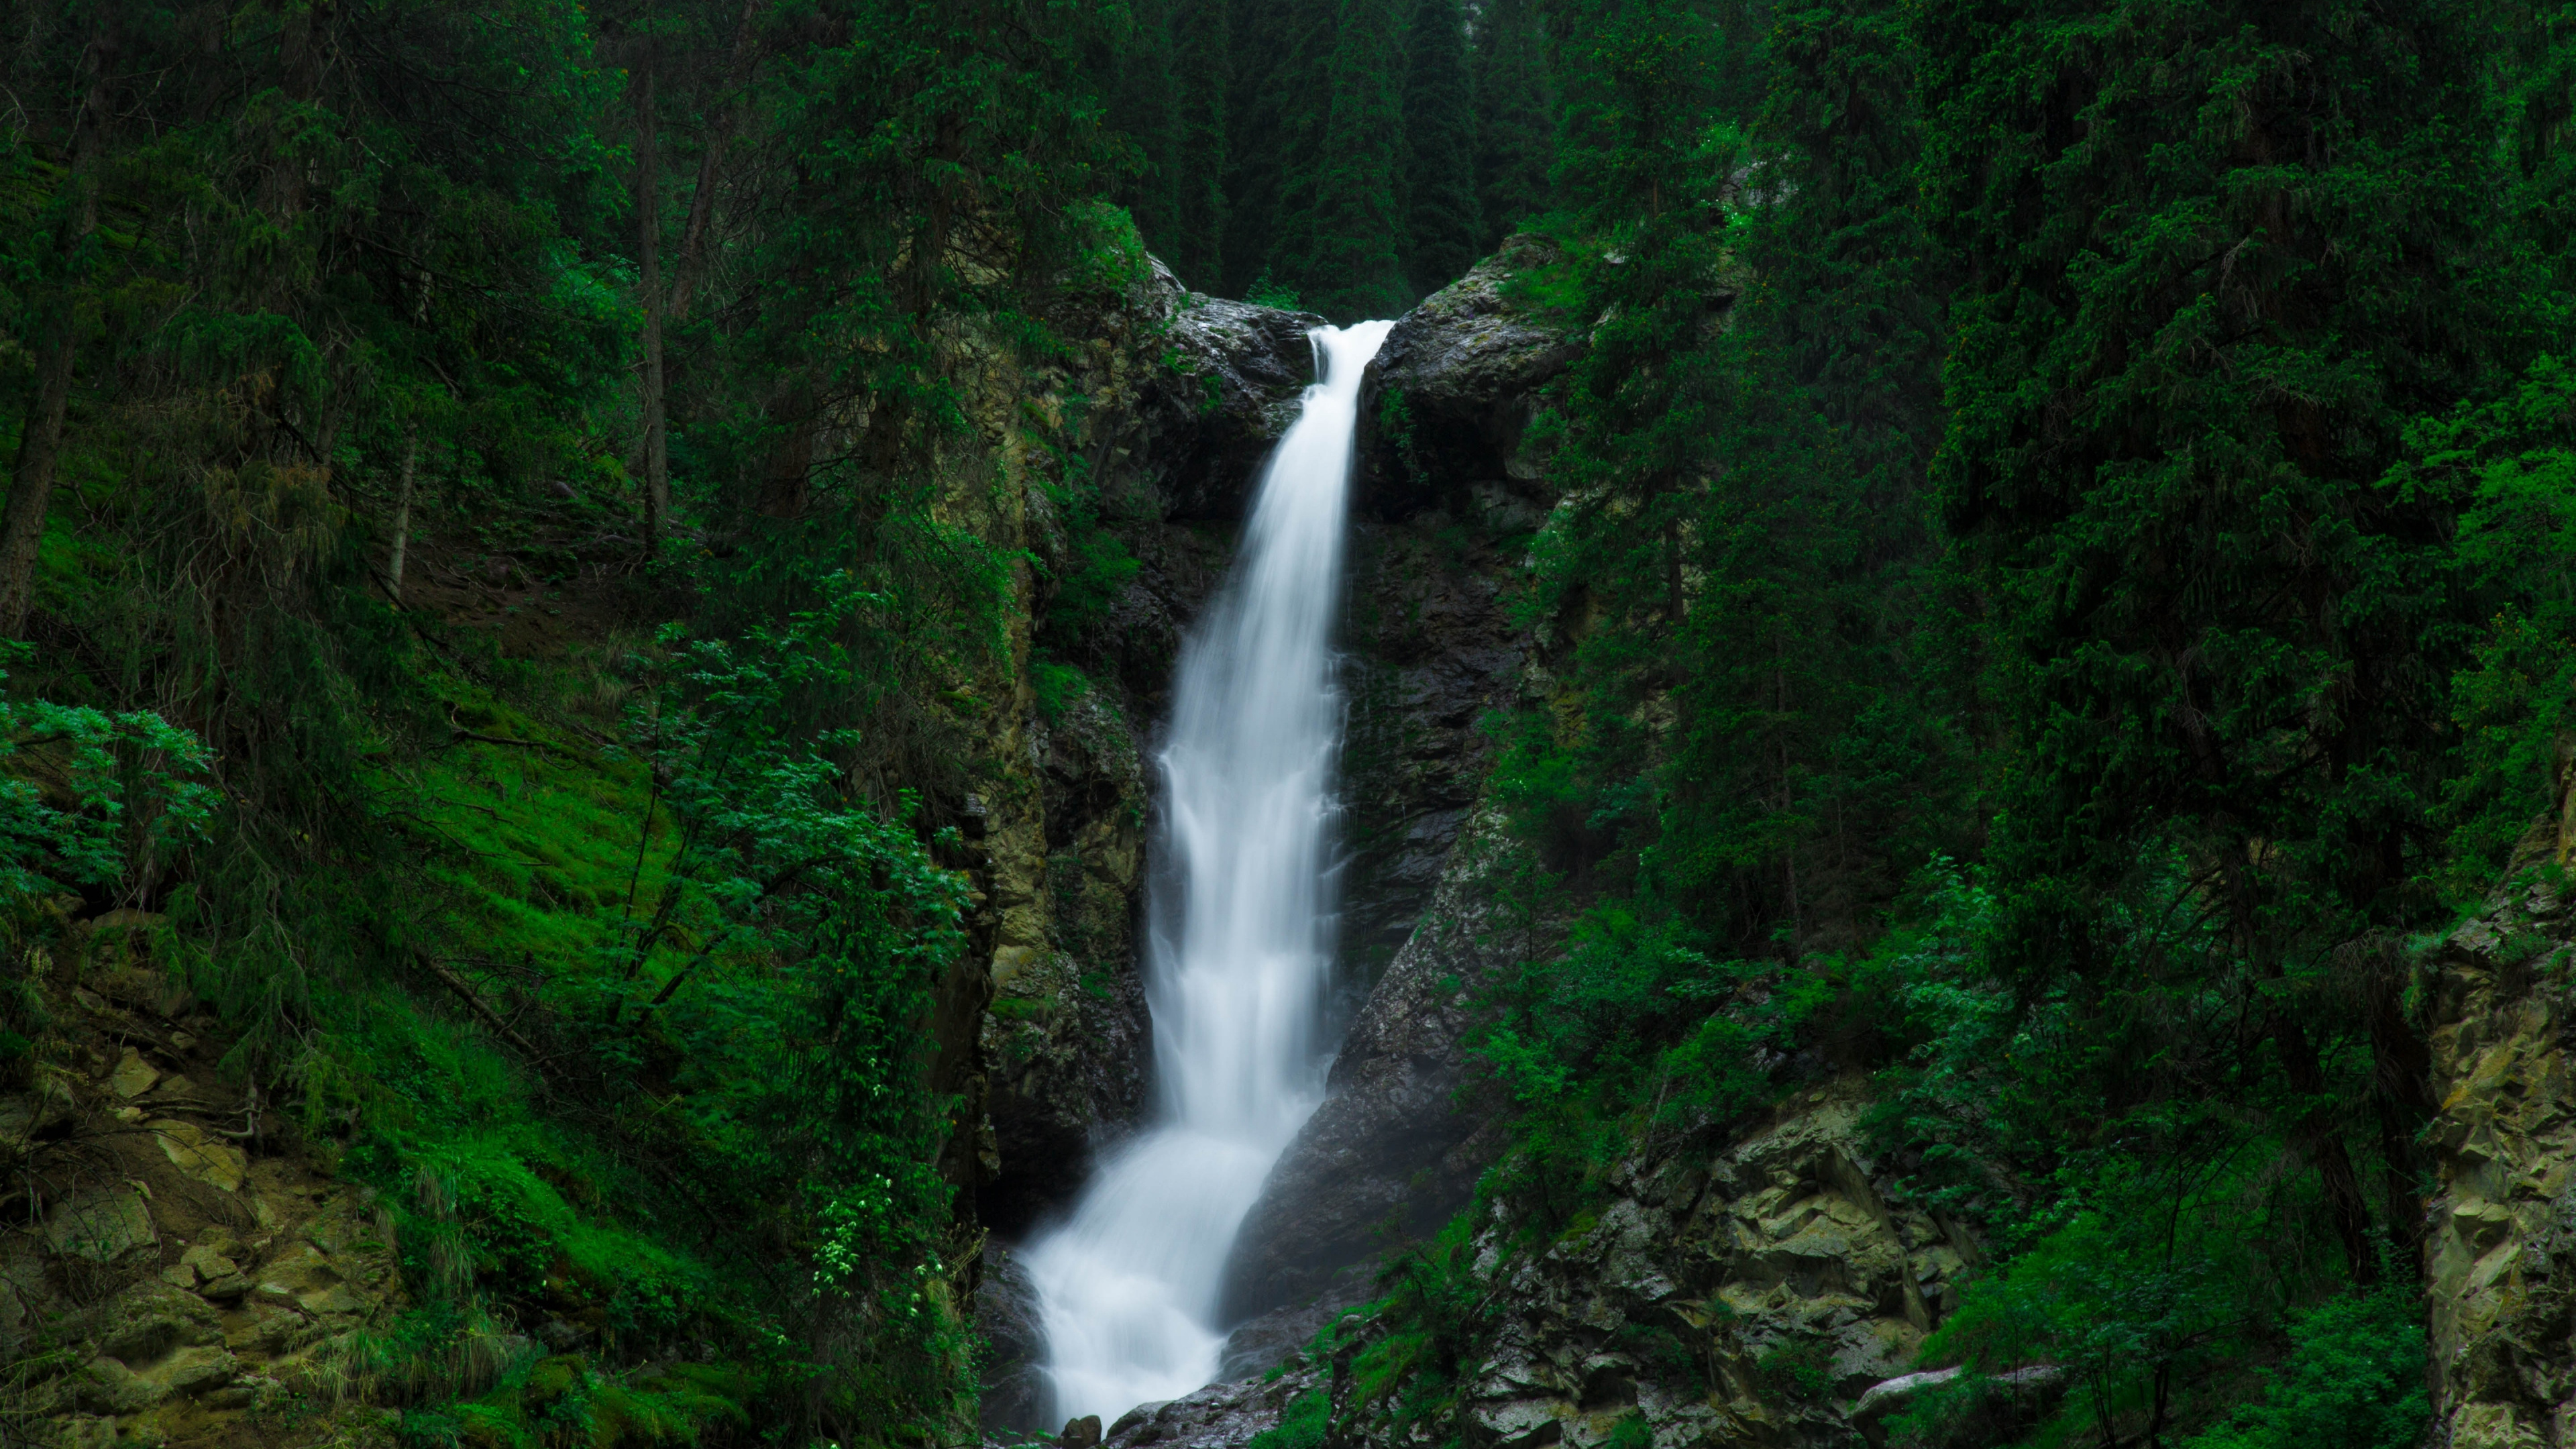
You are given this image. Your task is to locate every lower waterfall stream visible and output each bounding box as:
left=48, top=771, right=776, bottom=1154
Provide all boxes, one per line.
left=1026, top=319, right=1396, bottom=1426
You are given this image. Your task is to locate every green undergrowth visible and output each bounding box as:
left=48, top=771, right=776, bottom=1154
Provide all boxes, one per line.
left=12, top=574, right=983, bottom=1446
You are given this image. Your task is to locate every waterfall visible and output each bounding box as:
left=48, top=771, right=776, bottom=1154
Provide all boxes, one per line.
left=1026, top=319, right=1396, bottom=1426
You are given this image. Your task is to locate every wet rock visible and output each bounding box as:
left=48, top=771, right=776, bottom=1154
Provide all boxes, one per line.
left=1224, top=816, right=1522, bottom=1321
left=977, top=1242, right=1051, bottom=1434
left=1062, top=1413, right=1104, bottom=1449
left=1148, top=276, right=1327, bottom=524
left=981, top=685, right=1156, bottom=1237
left=1358, top=234, right=1585, bottom=523
left=1849, top=1365, right=2063, bottom=1448
left=1216, top=1271, right=1373, bottom=1381
left=1099, top=1372, right=1323, bottom=1449
left=1335, top=520, right=1525, bottom=998
left=1216, top=237, right=1574, bottom=1322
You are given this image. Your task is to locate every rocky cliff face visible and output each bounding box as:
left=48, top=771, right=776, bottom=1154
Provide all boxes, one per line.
left=1373, top=1081, right=1983, bottom=1449
left=1092, top=1083, right=1992, bottom=1449
left=954, top=266, right=1333, bottom=1245
left=2424, top=749, right=2576, bottom=1449
left=0, top=920, right=422, bottom=1445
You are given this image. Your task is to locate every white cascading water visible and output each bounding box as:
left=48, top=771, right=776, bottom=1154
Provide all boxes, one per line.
left=1026, top=319, right=1396, bottom=1426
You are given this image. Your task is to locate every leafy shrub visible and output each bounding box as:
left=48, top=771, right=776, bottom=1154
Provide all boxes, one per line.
left=1032, top=659, right=1091, bottom=723
left=1245, top=272, right=1303, bottom=310
left=0, top=651, right=213, bottom=898
left=2182, top=1283, right=2428, bottom=1449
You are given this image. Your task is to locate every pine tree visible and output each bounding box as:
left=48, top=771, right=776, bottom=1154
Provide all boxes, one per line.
left=1165, top=0, right=1232, bottom=287
left=1265, top=0, right=1410, bottom=319
left=1104, top=0, right=1185, bottom=250
left=1399, top=0, right=1481, bottom=293
left=1220, top=0, right=1336, bottom=295
left=1468, top=0, right=1554, bottom=249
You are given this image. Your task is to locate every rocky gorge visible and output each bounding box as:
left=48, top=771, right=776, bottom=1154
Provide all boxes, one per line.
left=0, top=229, right=2559, bottom=1449
left=969, top=234, right=2576, bottom=1449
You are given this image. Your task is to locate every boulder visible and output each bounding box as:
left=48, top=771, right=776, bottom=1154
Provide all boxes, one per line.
left=89, top=1283, right=219, bottom=1366
left=68, top=1356, right=162, bottom=1416
left=1099, top=1371, right=1324, bottom=1449
left=1357, top=234, right=1585, bottom=523
left=1216, top=1271, right=1374, bottom=1381
left=44, top=1189, right=156, bottom=1263
left=1149, top=276, right=1327, bottom=523
left=1222, top=818, right=1521, bottom=1322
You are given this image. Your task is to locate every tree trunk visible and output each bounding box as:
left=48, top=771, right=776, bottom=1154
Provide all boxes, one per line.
left=2274, top=1010, right=2380, bottom=1283
left=635, top=43, right=669, bottom=556
left=0, top=18, right=115, bottom=637
left=388, top=428, right=421, bottom=599
left=667, top=0, right=765, bottom=326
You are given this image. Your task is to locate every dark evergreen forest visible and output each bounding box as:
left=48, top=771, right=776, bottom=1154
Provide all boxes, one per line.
left=0, top=0, right=2571, bottom=1445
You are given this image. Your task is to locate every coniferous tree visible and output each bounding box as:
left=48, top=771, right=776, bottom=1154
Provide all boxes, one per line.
left=1399, top=0, right=1481, bottom=293
left=1102, top=0, right=1185, bottom=250
left=1920, top=0, right=2503, bottom=1281
left=1220, top=0, right=1337, bottom=297
left=1468, top=0, right=1555, bottom=249
left=1165, top=0, right=1232, bottom=286
left=1271, top=0, right=1410, bottom=319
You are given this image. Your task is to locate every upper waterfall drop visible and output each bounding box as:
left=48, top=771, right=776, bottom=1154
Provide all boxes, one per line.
left=1026, top=318, right=1396, bottom=1426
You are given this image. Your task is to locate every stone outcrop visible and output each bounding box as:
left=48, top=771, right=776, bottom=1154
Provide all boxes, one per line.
left=1331, top=1081, right=1988, bottom=1449
left=1359, top=235, right=1581, bottom=524
left=976, top=683, right=1155, bottom=1237
left=947, top=257, right=1328, bottom=1246
left=977, top=1242, right=1051, bottom=1432
left=2424, top=749, right=2576, bottom=1449
left=1223, top=816, right=1521, bottom=1322
left=0, top=930, right=413, bottom=1448
left=1333, top=519, right=1528, bottom=1006
left=1097, top=1366, right=1327, bottom=1449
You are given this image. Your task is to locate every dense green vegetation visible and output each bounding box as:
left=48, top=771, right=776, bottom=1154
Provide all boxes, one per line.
left=1103, top=0, right=1552, bottom=314
left=5, top=0, right=2576, bottom=1444
left=1309, top=1, right=2576, bottom=1446
left=0, top=0, right=1133, bottom=1441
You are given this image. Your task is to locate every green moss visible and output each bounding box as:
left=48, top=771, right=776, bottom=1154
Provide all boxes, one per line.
left=1245, top=1387, right=1328, bottom=1449
left=1032, top=659, right=1091, bottom=724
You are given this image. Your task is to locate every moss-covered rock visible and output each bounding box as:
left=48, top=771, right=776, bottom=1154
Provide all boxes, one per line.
left=2423, top=753, right=2576, bottom=1448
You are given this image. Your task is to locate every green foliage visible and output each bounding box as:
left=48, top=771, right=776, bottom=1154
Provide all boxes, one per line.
left=1244, top=1387, right=1330, bottom=1449
left=1470, top=0, right=1556, bottom=250
left=2182, top=1283, right=2428, bottom=1449
left=0, top=654, right=213, bottom=898
left=1754, top=1337, right=1835, bottom=1402
left=1032, top=659, right=1093, bottom=723
left=2405, top=354, right=2576, bottom=892
left=1245, top=272, right=1304, bottom=311
left=1918, top=0, right=2502, bottom=944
